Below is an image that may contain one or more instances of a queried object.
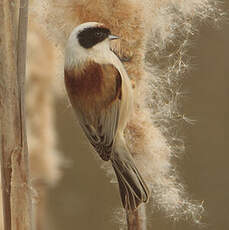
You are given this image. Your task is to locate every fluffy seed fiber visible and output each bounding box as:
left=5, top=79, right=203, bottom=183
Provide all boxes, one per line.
left=33, top=0, right=224, bottom=224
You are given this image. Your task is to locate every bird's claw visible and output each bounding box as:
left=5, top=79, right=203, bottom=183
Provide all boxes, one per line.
left=111, top=49, right=133, bottom=63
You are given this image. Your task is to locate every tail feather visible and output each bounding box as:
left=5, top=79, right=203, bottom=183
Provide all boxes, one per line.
left=111, top=152, right=150, bottom=211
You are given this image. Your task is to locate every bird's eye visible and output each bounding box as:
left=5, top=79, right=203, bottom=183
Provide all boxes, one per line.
left=95, top=32, right=103, bottom=37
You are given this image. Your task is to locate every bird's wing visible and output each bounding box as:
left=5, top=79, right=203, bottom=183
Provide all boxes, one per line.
left=65, top=63, right=122, bottom=161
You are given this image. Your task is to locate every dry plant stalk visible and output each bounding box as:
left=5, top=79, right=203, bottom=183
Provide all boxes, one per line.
left=0, top=0, right=32, bottom=229
left=126, top=205, right=147, bottom=230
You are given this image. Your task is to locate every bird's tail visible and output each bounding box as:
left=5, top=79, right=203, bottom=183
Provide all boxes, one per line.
left=111, top=142, right=150, bottom=211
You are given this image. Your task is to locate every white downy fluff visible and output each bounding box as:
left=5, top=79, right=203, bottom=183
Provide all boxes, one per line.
left=31, top=0, right=225, bottom=224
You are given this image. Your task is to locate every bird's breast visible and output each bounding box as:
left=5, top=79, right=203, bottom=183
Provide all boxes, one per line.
left=64, top=62, right=103, bottom=99
left=64, top=62, right=119, bottom=114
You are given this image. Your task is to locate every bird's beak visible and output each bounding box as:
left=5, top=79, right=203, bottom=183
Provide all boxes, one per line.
left=109, top=34, right=120, bottom=40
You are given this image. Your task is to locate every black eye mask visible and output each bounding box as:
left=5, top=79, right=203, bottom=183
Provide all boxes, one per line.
left=78, top=27, right=111, bottom=49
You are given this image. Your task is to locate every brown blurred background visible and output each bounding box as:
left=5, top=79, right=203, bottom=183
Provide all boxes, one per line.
left=47, top=2, right=229, bottom=230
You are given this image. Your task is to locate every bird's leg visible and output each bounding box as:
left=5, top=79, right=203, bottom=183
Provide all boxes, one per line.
left=111, top=48, right=133, bottom=62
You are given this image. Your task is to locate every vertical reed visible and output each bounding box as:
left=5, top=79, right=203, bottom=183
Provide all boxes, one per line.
left=126, top=205, right=147, bottom=230
left=0, top=0, right=32, bottom=229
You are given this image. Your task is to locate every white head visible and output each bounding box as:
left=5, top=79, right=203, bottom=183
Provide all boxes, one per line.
left=65, top=22, right=120, bottom=69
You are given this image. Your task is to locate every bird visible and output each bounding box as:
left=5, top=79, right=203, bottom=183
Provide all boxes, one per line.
left=64, top=22, right=150, bottom=211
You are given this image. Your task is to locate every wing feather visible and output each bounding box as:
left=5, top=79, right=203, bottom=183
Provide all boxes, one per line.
left=65, top=62, right=122, bottom=161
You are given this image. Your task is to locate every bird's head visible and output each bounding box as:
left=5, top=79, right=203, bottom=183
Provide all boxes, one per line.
left=65, top=22, right=120, bottom=69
